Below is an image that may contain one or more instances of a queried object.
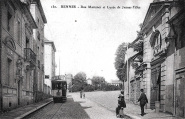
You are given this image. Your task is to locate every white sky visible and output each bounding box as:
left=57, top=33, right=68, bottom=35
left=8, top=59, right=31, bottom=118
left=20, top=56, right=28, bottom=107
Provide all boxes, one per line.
left=40, top=0, right=153, bottom=82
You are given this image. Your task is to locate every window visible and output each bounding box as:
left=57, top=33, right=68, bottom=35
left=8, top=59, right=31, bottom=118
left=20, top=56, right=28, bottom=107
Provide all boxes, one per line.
left=38, top=60, right=40, bottom=68
left=26, top=38, right=29, bottom=48
left=37, top=47, right=39, bottom=58
left=45, top=75, right=49, bottom=79
left=7, top=11, right=12, bottom=31
left=17, top=19, right=21, bottom=44
left=179, top=23, right=185, bottom=48
left=38, top=72, right=40, bottom=90
left=37, top=18, right=39, bottom=25
left=153, top=32, right=161, bottom=55
left=7, top=58, right=12, bottom=85
left=37, top=31, right=40, bottom=40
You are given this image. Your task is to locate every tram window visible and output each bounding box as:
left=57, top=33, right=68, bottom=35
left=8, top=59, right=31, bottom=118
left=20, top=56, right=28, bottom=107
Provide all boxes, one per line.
left=57, top=83, right=62, bottom=89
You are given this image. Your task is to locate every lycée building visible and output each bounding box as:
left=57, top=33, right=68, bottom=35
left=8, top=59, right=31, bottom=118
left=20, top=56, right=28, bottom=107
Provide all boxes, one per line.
left=124, top=0, right=185, bottom=117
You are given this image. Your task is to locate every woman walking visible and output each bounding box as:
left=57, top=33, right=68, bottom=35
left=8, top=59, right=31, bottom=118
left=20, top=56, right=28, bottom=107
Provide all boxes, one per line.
left=116, top=90, right=126, bottom=118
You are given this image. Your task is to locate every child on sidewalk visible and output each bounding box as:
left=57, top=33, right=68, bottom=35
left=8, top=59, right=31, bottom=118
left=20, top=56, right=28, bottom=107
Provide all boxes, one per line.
left=116, top=90, right=126, bottom=118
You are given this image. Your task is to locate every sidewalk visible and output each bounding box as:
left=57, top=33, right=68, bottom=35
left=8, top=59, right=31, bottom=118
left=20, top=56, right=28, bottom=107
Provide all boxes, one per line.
left=124, top=101, right=181, bottom=119
left=72, top=92, right=181, bottom=119
left=0, top=98, right=53, bottom=119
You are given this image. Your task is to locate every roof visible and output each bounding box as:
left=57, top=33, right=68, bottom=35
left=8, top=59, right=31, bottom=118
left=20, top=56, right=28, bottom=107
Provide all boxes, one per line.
left=20, top=2, right=37, bottom=29
left=31, top=0, right=47, bottom=23
left=141, top=1, right=173, bottom=33
left=44, top=38, right=56, bottom=52
left=111, top=80, right=122, bottom=83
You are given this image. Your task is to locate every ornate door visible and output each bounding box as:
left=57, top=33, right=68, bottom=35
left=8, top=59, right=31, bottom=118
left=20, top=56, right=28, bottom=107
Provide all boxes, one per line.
left=151, top=67, right=161, bottom=109
left=18, top=80, right=21, bottom=105
left=175, top=77, right=185, bottom=117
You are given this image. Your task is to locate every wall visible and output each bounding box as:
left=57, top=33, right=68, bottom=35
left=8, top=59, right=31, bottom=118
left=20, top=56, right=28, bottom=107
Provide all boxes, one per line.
left=0, top=1, right=35, bottom=111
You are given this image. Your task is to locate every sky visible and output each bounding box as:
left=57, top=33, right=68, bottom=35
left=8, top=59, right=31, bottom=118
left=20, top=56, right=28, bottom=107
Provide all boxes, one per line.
left=40, top=0, right=153, bottom=82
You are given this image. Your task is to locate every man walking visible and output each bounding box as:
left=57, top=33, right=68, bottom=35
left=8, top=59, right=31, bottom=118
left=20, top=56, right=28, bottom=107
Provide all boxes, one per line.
left=138, top=89, right=148, bottom=116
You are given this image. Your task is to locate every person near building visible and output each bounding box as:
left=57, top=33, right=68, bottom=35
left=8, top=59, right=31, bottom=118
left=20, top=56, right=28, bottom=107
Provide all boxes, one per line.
left=138, top=89, right=148, bottom=116
left=116, top=90, right=126, bottom=118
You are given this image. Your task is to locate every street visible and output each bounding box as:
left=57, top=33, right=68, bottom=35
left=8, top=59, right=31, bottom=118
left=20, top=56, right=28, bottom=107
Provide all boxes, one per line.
left=24, top=97, right=90, bottom=119
left=24, top=91, right=131, bottom=119
left=0, top=91, right=177, bottom=119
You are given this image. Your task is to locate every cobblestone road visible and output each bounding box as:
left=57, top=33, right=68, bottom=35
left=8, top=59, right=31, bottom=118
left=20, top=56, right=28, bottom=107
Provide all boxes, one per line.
left=25, top=91, right=131, bottom=119
left=25, top=95, right=90, bottom=119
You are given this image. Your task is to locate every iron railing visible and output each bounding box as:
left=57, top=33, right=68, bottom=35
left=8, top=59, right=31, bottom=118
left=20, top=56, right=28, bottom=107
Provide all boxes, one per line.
left=24, top=48, right=36, bottom=65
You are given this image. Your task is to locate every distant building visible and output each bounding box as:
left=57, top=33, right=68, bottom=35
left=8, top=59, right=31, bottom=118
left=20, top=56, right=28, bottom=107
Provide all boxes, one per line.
left=30, top=0, right=47, bottom=102
left=44, top=38, right=56, bottom=95
left=110, top=80, right=123, bottom=86
left=87, top=78, right=92, bottom=85
left=65, top=74, right=73, bottom=91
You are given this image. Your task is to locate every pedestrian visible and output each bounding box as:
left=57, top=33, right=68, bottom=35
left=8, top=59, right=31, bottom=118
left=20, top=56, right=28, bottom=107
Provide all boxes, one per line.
left=116, top=90, right=126, bottom=118
left=80, top=90, right=82, bottom=98
left=138, top=89, right=148, bottom=116
left=80, top=87, right=84, bottom=98
left=83, top=93, right=85, bottom=99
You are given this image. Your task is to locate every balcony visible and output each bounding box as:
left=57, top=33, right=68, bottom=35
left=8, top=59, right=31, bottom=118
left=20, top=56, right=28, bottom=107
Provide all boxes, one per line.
left=24, top=48, right=36, bottom=66
left=153, top=45, right=161, bottom=56
left=153, top=45, right=167, bottom=57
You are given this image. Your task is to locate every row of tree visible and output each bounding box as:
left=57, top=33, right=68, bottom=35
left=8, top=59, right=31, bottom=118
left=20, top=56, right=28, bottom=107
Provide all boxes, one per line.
left=68, top=72, right=121, bottom=92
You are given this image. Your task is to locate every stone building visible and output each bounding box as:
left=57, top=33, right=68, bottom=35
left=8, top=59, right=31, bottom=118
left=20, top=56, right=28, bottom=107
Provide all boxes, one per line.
left=124, top=43, right=140, bottom=104
left=0, top=0, right=37, bottom=111
left=124, top=0, right=185, bottom=117
left=30, top=0, right=47, bottom=102
left=110, top=80, right=123, bottom=87
left=87, top=78, right=92, bottom=85
left=166, top=0, right=185, bottom=117
left=44, top=38, right=56, bottom=95
left=65, top=74, right=73, bottom=92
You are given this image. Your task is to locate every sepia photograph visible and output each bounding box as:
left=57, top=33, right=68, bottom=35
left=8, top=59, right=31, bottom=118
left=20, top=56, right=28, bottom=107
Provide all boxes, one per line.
left=0, top=0, right=185, bottom=119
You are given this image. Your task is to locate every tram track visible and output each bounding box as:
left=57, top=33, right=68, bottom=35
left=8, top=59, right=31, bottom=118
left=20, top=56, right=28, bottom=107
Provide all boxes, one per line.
left=24, top=102, right=63, bottom=119
left=50, top=103, right=63, bottom=119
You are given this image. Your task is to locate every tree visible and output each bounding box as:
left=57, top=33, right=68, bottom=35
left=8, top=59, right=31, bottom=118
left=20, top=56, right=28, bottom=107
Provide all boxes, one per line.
left=114, top=43, right=127, bottom=81
left=72, top=72, right=87, bottom=92
left=130, top=24, right=144, bottom=74
left=91, top=76, right=106, bottom=90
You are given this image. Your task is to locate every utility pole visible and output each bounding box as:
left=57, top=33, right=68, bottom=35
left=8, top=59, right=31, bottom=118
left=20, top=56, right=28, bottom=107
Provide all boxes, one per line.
left=59, top=57, right=60, bottom=76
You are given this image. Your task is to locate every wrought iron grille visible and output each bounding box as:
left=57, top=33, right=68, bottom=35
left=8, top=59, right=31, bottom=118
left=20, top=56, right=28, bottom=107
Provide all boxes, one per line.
left=24, top=48, right=36, bottom=65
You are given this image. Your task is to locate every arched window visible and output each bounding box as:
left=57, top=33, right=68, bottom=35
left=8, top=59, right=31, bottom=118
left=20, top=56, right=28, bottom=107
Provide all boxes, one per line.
left=150, top=30, right=162, bottom=56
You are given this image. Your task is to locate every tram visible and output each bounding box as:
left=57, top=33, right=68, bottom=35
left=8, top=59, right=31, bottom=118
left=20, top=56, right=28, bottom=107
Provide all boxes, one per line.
left=51, top=79, right=67, bottom=103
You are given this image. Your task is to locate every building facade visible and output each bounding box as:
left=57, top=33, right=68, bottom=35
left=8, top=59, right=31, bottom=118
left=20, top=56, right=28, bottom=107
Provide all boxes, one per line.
left=124, top=0, right=185, bottom=117
left=44, top=38, right=56, bottom=95
left=87, top=78, right=92, bottom=85
left=110, top=80, right=123, bottom=86
left=65, top=74, right=73, bottom=92
left=0, top=0, right=37, bottom=111
left=124, top=46, right=140, bottom=103
left=30, top=0, right=47, bottom=102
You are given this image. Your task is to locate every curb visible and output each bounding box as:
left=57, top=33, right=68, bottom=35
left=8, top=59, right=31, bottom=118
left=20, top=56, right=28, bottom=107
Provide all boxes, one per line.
left=15, top=100, right=53, bottom=119
left=126, top=114, right=141, bottom=119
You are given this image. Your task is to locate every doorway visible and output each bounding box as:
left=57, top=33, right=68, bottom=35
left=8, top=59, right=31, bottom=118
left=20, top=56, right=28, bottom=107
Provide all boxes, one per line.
left=175, top=77, right=184, bottom=117
left=151, top=68, right=161, bottom=109
left=18, top=80, right=21, bottom=105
